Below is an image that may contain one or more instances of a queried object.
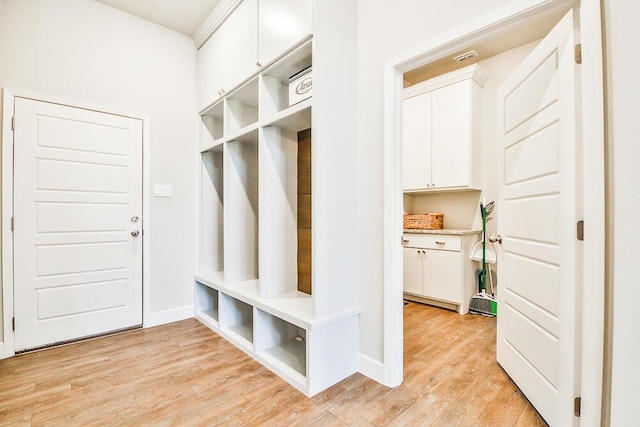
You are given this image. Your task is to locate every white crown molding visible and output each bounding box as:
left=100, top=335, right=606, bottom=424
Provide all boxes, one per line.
left=403, top=64, right=489, bottom=99
left=192, top=0, right=242, bottom=49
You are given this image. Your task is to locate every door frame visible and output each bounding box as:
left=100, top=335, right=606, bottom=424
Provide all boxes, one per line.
left=381, top=0, right=605, bottom=424
left=1, top=88, right=152, bottom=358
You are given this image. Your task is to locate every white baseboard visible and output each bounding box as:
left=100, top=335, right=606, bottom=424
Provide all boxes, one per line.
left=144, top=305, right=193, bottom=328
left=357, top=352, right=385, bottom=384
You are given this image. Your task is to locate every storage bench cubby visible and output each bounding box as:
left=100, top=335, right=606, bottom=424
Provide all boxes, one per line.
left=194, top=282, right=219, bottom=326
left=255, top=309, right=307, bottom=378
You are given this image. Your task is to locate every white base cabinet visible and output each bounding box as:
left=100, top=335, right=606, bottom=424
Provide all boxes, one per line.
left=403, top=232, right=480, bottom=314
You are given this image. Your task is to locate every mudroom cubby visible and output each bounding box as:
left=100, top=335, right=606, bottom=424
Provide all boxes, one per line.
left=223, top=136, right=259, bottom=284
left=200, top=100, right=224, bottom=151
left=219, top=293, right=254, bottom=350
left=199, top=146, right=224, bottom=281
left=194, top=282, right=219, bottom=327
left=196, top=0, right=359, bottom=397
left=226, top=77, right=259, bottom=137
left=254, top=309, right=307, bottom=379
left=260, top=41, right=312, bottom=119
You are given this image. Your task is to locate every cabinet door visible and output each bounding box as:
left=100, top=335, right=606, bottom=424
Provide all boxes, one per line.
left=403, top=248, right=423, bottom=295
left=219, top=0, right=259, bottom=94
left=422, top=249, right=462, bottom=303
left=258, top=0, right=313, bottom=66
left=197, top=32, right=224, bottom=111
left=403, top=93, right=432, bottom=190
left=431, top=80, right=472, bottom=188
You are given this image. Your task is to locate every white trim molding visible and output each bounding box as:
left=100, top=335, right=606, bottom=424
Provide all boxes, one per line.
left=192, top=0, right=242, bottom=49
left=357, top=353, right=385, bottom=385
left=382, top=0, right=604, bottom=424
left=145, top=305, right=194, bottom=328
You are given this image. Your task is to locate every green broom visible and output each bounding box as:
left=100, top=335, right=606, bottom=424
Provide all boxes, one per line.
left=469, top=201, right=497, bottom=316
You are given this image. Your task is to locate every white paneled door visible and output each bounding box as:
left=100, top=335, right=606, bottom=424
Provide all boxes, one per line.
left=497, top=9, right=581, bottom=426
left=13, top=97, right=143, bottom=351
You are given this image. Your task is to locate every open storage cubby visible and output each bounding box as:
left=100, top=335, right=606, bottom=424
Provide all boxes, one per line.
left=200, top=146, right=224, bottom=282
left=226, top=77, right=259, bottom=136
left=194, top=281, right=219, bottom=327
left=258, top=117, right=311, bottom=298
left=224, top=135, right=259, bottom=283
left=260, top=40, right=312, bottom=120
left=219, top=293, right=254, bottom=348
left=255, top=309, right=306, bottom=379
left=201, top=100, right=225, bottom=150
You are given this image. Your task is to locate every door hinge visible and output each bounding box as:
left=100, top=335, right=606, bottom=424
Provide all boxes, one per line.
left=575, top=44, right=582, bottom=64
left=12, top=316, right=15, bottom=332
left=574, top=396, right=582, bottom=417
left=11, top=116, right=16, bottom=131
left=577, top=220, right=584, bottom=241
left=10, top=217, right=15, bottom=232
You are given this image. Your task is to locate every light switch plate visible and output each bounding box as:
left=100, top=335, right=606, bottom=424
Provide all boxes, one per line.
left=153, top=184, right=172, bottom=198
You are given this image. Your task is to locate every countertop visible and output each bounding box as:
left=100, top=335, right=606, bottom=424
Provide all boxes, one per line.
left=403, top=228, right=481, bottom=235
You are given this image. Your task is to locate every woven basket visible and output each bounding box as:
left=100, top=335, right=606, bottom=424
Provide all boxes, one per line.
left=403, top=213, right=444, bottom=230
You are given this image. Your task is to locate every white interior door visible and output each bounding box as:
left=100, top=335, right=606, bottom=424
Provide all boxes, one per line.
left=13, top=97, right=143, bottom=351
left=497, top=9, right=581, bottom=426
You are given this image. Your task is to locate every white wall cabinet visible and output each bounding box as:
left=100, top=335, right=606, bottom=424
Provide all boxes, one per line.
left=403, top=232, right=479, bottom=314
left=403, top=92, right=432, bottom=191
left=197, top=0, right=258, bottom=111
left=195, top=0, right=359, bottom=397
left=258, top=0, right=313, bottom=67
left=198, top=0, right=314, bottom=112
left=403, top=64, right=487, bottom=192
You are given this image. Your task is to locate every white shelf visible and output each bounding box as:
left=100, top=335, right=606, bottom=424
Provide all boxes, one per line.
left=228, top=323, right=253, bottom=345
left=261, top=98, right=312, bottom=132
left=262, top=39, right=312, bottom=83
left=201, top=100, right=225, bottom=146
left=263, top=340, right=306, bottom=376
left=260, top=40, right=312, bottom=118
left=227, top=77, right=259, bottom=134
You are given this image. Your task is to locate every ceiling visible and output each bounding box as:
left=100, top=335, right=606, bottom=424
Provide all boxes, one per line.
left=403, top=7, right=568, bottom=86
left=94, top=0, right=220, bottom=36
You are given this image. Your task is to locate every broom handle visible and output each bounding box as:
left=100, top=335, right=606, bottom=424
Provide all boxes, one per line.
left=482, top=205, right=486, bottom=292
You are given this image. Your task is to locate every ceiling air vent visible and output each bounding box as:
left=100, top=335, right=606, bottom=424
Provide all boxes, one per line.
left=453, top=50, right=479, bottom=63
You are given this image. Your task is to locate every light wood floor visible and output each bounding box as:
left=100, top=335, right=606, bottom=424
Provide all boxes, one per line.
left=0, top=302, right=547, bottom=426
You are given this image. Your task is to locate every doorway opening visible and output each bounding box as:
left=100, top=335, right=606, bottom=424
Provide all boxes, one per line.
left=384, top=1, right=605, bottom=425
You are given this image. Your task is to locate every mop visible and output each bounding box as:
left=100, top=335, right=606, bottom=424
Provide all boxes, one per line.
left=469, top=201, right=497, bottom=316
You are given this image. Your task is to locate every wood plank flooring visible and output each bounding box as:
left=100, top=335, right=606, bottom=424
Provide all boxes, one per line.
left=0, top=302, right=547, bottom=426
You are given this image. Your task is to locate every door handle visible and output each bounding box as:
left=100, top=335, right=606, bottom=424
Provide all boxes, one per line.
left=489, top=234, right=502, bottom=244
left=131, top=230, right=140, bottom=237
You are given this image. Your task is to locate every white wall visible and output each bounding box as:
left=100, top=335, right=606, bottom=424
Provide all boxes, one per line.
left=0, top=0, right=199, bottom=336
left=356, top=0, right=543, bottom=362
left=604, top=0, right=640, bottom=424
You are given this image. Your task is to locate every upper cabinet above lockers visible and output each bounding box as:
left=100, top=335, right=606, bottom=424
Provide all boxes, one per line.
left=198, top=0, right=258, bottom=112
left=197, top=0, right=313, bottom=112
left=258, top=0, right=313, bottom=67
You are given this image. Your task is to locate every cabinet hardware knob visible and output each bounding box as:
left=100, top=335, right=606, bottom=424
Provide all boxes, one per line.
left=435, top=241, right=445, bottom=245
left=256, top=61, right=262, bottom=67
